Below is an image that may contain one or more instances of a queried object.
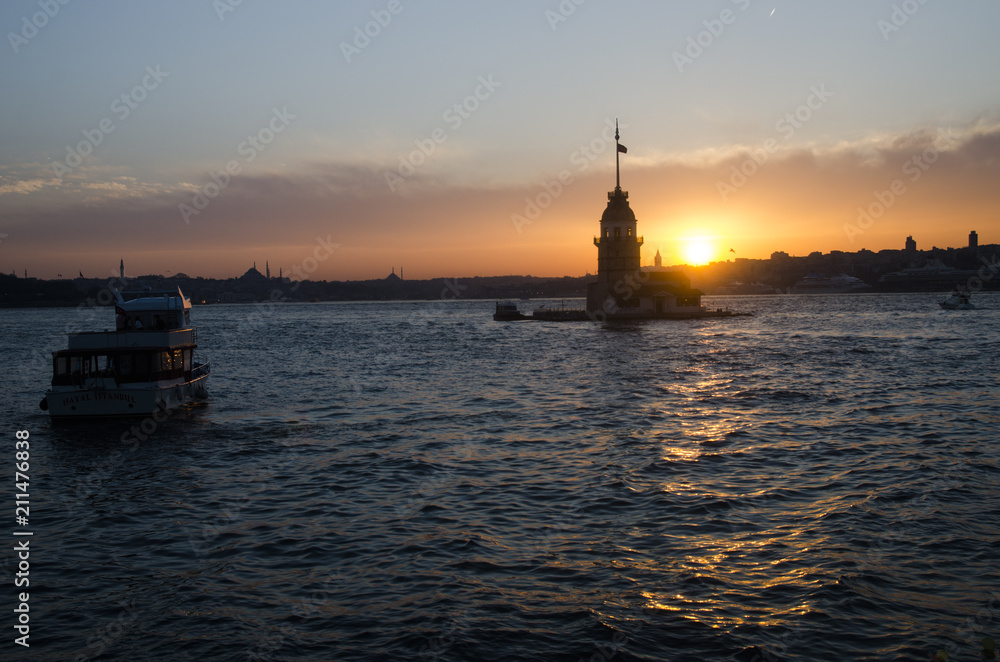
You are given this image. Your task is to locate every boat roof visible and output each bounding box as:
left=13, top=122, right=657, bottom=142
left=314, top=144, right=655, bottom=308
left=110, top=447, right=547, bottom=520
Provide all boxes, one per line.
left=116, top=287, right=191, bottom=312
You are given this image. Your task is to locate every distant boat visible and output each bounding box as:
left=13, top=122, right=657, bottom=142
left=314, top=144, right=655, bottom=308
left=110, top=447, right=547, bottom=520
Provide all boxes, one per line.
left=493, top=301, right=529, bottom=321
left=40, top=287, right=210, bottom=418
left=939, top=290, right=975, bottom=310
left=791, top=273, right=871, bottom=294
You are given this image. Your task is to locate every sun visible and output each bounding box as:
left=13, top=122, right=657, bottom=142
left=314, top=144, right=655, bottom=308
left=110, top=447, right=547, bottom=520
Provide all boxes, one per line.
left=683, top=238, right=715, bottom=266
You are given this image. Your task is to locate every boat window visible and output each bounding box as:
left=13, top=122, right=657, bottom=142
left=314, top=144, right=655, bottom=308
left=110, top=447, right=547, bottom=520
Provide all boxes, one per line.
left=134, top=354, right=148, bottom=375
left=69, top=356, right=82, bottom=374
left=119, top=354, right=132, bottom=375
left=183, top=350, right=192, bottom=372
left=56, top=356, right=68, bottom=375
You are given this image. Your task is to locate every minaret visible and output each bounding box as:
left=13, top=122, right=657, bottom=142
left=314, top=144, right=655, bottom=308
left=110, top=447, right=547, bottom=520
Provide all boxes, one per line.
left=588, top=120, right=642, bottom=312
left=120, top=258, right=124, bottom=280
left=266, top=261, right=270, bottom=279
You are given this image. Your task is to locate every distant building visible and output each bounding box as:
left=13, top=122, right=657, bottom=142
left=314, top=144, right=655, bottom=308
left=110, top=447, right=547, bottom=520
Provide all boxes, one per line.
left=386, top=267, right=401, bottom=282
left=905, top=236, right=916, bottom=252
left=240, top=263, right=266, bottom=282
left=970, top=230, right=978, bottom=249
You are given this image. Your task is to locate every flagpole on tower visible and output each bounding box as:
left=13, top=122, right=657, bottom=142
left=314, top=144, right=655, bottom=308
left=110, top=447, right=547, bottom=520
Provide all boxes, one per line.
left=614, top=119, right=627, bottom=192
left=615, top=119, right=621, bottom=191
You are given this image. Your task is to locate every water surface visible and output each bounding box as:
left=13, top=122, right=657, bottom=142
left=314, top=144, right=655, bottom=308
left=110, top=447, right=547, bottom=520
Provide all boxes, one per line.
left=4, top=293, right=999, bottom=661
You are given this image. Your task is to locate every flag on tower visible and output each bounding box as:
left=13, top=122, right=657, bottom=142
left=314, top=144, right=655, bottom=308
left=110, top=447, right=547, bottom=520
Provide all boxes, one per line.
left=617, top=143, right=627, bottom=154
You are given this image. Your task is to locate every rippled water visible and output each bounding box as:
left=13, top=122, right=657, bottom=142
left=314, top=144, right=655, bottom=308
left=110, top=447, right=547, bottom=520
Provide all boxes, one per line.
left=4, top=293, right=1000, bottom=661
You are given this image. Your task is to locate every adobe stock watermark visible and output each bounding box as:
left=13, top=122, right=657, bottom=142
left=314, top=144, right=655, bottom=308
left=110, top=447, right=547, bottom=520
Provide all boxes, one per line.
left=587, top=266, right=652, bottom=322
left=51, top=66, right=170, bottom=182
left=843, top=127, right=957, bottom=243
left=716, top=84, right=834, bottom=201
left=340, top=0, right=412, bottom=63
left=877, top=0, right=932, bottom=41
left=179, top=106, right=295, bottom=224
left=205, top=234, right=339, bottom=353
left=511, top=117, right=624, bottom=234
left=672, top=0, right=751, bottom=74
left=72, top=600, right=141, bottom=662
left=545, top=0, right=587, bottom=31
left=7, top=0, right=72, bottom=54
left=384, top=75, right=501, bottom=192
left=213, top=0, right=245, bottom=21
left=935, top=591, right=1000, bottom=661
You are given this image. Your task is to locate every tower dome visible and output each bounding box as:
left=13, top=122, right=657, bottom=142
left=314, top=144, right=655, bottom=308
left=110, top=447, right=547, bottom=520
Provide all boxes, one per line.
left=601, top=189, right=636, bottom=224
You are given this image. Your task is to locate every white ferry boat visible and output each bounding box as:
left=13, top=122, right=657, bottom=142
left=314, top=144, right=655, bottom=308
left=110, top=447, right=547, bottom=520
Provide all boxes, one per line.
left=40, top=287, right=210, bottom=418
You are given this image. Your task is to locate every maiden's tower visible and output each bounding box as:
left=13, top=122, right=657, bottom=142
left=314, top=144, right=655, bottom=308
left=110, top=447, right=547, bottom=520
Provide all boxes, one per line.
left=585, top=123, right=712, bottom=320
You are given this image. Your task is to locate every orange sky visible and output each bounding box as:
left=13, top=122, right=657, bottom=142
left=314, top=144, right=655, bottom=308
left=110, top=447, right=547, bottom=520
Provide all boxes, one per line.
left=3, top=4, right=999, bottom=281
left=6, top=121, right=998, bottom=281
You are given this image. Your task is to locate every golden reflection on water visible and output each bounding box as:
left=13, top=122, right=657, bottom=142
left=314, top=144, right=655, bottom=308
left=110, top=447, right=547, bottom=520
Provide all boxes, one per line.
left=644, top=398, right=823, bottom=633
left=657, top=415, right=748, bottom=461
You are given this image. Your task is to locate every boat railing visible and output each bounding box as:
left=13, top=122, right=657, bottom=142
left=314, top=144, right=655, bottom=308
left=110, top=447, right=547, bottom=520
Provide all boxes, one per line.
left=192, top=361, right=211, bottom=379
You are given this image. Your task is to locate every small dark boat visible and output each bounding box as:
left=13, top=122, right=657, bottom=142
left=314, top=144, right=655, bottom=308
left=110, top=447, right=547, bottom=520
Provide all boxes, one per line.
left=939, top=291, right=975, bottom=310
left=493, top=301, right=528, bottom=321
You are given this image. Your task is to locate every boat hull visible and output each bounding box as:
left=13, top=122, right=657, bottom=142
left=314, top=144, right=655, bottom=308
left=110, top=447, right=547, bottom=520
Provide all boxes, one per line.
left=43, top=372, right=209, bottom=419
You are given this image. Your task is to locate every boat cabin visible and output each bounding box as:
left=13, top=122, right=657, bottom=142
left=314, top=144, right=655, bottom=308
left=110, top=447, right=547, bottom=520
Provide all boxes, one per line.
left=115, top=288, right=191, bottom=331
left=51, top=347, right=198, bottom=386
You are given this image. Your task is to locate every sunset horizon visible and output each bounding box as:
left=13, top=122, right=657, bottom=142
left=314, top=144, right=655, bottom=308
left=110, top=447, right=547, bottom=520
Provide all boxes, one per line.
left=3, top=2, right=998, bottom=280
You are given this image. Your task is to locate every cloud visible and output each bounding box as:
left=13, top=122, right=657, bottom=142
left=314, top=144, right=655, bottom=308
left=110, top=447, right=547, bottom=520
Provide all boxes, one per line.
left=0, top=178, right=50, bottom=196
left=2, top=120, right=999, bottom=278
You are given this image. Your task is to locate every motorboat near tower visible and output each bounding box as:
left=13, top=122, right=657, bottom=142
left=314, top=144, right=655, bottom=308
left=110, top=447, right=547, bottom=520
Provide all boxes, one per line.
left=40, top=287, right=210, bottom=418
left=939, top=290, right=975, bottom=310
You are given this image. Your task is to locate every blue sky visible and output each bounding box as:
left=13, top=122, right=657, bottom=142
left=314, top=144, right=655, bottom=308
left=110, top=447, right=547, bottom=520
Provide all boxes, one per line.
left=2, top=0, right=999, bottom=279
